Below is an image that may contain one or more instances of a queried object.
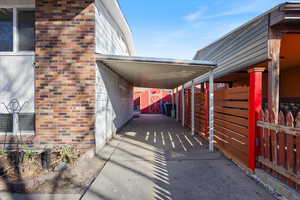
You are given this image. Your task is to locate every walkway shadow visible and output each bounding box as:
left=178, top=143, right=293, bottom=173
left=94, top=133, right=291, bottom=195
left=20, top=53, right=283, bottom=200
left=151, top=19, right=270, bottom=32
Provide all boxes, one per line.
left=108, top=114, right=276, bottom=200
left=116, top=114, right=211, bottom=200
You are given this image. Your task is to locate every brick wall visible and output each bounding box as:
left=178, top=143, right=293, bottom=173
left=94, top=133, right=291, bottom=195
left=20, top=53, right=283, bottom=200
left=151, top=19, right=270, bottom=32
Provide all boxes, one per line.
left=35, top=0, right=96, bottom=150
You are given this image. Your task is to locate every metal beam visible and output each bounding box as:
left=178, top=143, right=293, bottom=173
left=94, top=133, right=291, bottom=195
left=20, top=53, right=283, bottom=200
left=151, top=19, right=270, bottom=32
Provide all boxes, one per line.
left=209, top=71, right=215, bottom=152
left=191, top=80, right=195, bottom=135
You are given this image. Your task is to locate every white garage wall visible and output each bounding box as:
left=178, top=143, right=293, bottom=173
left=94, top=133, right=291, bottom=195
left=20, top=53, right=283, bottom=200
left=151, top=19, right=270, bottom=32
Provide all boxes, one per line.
left=95, top=0, right=134, bottom=151
left=95, top=62, right=133, bottom=150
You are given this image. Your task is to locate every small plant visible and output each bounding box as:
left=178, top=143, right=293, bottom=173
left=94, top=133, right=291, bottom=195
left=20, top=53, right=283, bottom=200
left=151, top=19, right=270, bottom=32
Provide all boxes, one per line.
left=0, top=150, right=7, bottom=157
left=21, top=151, right=41, bottom=178
left=24, top=151, right=38, bottom=162
left=60, top=146, right=80, bottom=164
left=51, top=146, right=80, bottom=168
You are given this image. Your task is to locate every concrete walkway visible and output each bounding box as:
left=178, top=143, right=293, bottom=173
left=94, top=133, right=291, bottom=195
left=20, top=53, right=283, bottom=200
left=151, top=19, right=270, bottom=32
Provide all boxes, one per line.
left=82, top=114, right=276, bottom=200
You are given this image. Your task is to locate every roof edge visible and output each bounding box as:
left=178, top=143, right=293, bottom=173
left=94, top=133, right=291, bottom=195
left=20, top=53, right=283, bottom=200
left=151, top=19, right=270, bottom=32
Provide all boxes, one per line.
left=193, top=2, right=293, bottom=59
left=100, top=0, right=135, bottom=55
left=97, top=54, right=217, bottom=67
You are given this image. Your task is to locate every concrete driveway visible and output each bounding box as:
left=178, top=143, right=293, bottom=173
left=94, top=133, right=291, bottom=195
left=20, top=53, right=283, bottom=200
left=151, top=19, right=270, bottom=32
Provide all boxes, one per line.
left=82, top=114, right=276, bottom=200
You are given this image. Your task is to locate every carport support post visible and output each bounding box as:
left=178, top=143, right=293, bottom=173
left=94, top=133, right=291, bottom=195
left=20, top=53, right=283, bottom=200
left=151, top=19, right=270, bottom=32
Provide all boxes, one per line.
left=248, top=67, right=264, bottom=171
left=182, top=85, right=185, bottom=127
left=209, top=71, right=214, bottom=152
left=191, top=80, right=195, bottom=135
left=171, top=90, right=175, bottom=118
left=176, top=88, right=179, bottom=121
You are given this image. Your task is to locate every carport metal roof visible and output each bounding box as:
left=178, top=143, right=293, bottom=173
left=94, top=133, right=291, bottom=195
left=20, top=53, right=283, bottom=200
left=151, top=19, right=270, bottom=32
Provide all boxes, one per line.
left=97, top=54, right=216, bottom=89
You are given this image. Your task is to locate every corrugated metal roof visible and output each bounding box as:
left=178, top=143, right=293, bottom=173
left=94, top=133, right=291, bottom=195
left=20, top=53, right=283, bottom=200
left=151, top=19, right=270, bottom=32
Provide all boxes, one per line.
left=189, top=2, right=300, bottom=87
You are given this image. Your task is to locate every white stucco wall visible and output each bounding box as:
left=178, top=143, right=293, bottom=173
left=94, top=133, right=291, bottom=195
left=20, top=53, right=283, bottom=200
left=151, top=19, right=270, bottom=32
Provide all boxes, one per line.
left=95, top=0, right=134, bottom=151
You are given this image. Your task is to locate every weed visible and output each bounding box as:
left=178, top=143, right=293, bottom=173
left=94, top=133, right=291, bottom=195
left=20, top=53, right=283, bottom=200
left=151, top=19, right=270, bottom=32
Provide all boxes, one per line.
left=24, top=151, right=38, bottom=162
left=0, top=150, right=7, bottom=157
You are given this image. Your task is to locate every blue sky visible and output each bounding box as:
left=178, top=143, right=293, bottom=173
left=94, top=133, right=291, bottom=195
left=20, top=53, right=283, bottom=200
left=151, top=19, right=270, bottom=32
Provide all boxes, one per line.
left=119, top=0, right=287, bottom=59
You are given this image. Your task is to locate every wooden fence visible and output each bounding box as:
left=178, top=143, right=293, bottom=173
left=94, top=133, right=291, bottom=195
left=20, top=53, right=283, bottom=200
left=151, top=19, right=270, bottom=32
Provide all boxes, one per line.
left=257, top=110, right=300, bottom=189
left=184, top=89, right=191, bottom=128
left=179, top=86, right=250, bottom=167
left=214, top=87, right=249, bottom=167
left=194, top=87, right=207, bottom=138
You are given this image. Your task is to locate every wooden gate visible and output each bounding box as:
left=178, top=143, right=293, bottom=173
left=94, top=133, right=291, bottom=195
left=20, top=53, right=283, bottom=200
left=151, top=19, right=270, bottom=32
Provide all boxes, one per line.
left=258, top=110, right=300, bottom=190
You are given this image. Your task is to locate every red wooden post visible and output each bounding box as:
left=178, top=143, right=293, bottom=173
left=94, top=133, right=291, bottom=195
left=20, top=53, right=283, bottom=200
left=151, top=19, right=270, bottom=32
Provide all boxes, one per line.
left=248, top=68, right=264, bottom=171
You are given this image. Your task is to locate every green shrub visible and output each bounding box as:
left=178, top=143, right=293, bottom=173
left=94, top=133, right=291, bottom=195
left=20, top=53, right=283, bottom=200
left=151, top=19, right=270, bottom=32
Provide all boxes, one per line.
left=0, top=150, right=7, bottom=157
left=24, top=151, right=38, bottom=162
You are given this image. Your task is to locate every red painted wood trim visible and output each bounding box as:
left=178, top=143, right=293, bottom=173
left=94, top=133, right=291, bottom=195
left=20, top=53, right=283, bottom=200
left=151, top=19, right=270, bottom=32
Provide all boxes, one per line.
left=249, top=70, right=263, bottom=171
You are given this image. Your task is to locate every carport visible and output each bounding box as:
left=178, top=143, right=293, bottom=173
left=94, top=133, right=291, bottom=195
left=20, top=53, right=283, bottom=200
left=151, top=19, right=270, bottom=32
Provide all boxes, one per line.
left=97, top=54, right=217, bottom=151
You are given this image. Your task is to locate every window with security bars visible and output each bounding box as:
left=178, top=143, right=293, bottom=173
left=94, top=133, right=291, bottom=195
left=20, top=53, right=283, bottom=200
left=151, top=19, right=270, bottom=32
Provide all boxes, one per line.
left=0, top=113, right=35, bottom=133
left=0, top=114, right=13, bottom=132
left=19, top=113, right=35, bottom=132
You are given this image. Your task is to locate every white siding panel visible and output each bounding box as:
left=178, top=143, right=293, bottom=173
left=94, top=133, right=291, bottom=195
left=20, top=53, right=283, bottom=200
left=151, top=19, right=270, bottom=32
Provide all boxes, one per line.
left=94, top=0, right=133, bottom=151
left=95, top=62, right=133, bottom=151
left=95, top=0, right=129, bottom=55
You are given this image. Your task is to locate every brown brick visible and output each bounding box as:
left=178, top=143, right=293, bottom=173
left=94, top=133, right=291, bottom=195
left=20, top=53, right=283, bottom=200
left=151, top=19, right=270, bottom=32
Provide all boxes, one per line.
left=35, top=0, right=96, bottom=150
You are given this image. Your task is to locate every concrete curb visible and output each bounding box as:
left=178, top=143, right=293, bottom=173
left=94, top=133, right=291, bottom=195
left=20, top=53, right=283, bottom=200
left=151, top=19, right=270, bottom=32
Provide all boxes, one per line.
left=0, top=193, right=81, bottom=200
left=254, top=169, right=300, bottom=200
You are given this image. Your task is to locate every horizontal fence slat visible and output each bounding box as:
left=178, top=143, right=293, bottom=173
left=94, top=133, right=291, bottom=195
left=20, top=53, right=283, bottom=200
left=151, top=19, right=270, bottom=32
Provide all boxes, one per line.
left=215, top=93, right=249, bottom=100
left=215, top=100, right=249, bottom=109
left=215, top=137, right=249, bottom=167
left=215, top=112, right=248, bottom=128
left=215, top=118, right=248, bottom=136
left=215, top=123, right=248, bottom=143
left=257, top=121, right=300, bottom=136
left=215, top=107, right=249, bottom=118
left=217, top=87, right=249, bottom=94
left=215, top=130, right=248, bottom=153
